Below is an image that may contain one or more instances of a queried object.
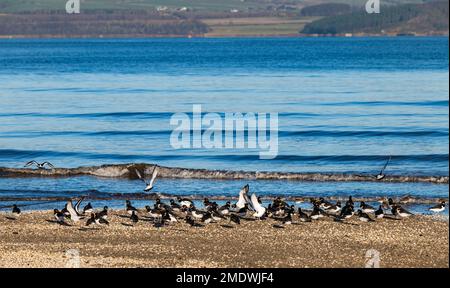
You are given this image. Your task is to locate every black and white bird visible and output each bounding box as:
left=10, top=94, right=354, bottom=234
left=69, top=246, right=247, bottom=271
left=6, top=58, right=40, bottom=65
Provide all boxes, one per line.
left=53, top=209, right=66, bottom=225
left=375, top=205, right=385, bottom=219
left=210, top=209, right=226, bottom=222
left=73, top=197, right=83, bottom=216
left=338, top=204, right=354, bottom=220
left=280, top=212, right=293, bottom=225
left=126, top=200, right=138, bottom=215
left=135, top=165, right=159, bottom=192
left=83, top=202, right=93, bottom=215
left=145, top=205, right=163, bottom=220
left=229, top=214, right=241, bottom=225
left=218, top=201, right=231, bottom=216
left=360, top=201, right=376, bottom=214
left=97, top=206, right=108, bottom=220
left=130, top=210, right=139, bottom=224
left=392, top=205, right=413, bottom=218
left=24, top=160, right=54, bottom=170
left=155, top=198, right=171, bottom=211
left=189, top=207, right=206, bottom=220
left=297, top=208, right=311, bottom=222
left=237, top=203, right=249, bottom=218
left=12, top=204, right=21, bottom=218
left=325, top=201, right=341, bottom=214
left=429, top=201, right=446, bottom=213
left=201, top=212, right=213, bottom=224
left=249, top=193, right=266, bottom=219
left=177, top=197, right=194, bottom=208
left=61, top=204, right=69, bottom=217
left=235, top=184, right=250, bottom=209
left=356, top=209, right=375, bottom=222
left=186, top=216, right=203, bottom=227
left=163, top=211, right=178, bottom=223
left=66, top=200, right=81, bottom=223
left=376, top=156, right=391, bottom=180
left=86, top=213, right=96, bottom=226
left=86, top=212, right=109, bottom=226
left=169, top=199, right=182, bottom=212
left=310, top=206, right=325, bottom=220
left=346, top=196, right=354, bottom=207
left=319, top=197, right=334, bottom=210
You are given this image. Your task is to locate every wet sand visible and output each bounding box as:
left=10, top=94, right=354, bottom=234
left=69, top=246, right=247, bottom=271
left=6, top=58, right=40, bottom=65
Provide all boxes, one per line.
left=0, top=211, right=448, bottom=268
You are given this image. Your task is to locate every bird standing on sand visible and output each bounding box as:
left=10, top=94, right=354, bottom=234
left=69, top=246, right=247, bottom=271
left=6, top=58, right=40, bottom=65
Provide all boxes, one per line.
left=145, top=205, right=163, bottom=220
left=310, top=206, right=325, bottom=220
left=53, top=209, right=67, bottom=225
left=375, top=205, right=384, bottom=219
left=12, top=204, right=21, bottom=218
left=186, top=216, right=203, bottom=227
left=356, top=210, right=375, bottom=222
left=86, top=212, right=109, bottom=226
left=189, top=207, right=206, bottom=220
left=346, top=196, right=354, bottom=207
left=218, top=201, right=231, bottom=216
left=297, top=208, right=311, bottom=222
left=249, top=193, right=266, bottom=219
left=126, top=200, right=138, bottom=215
left=392, top=205, right=413, bottom=218
left=66, top=200, right=81, bottom=223
left=201, top=212, right=213, bottom=224
left=235, top=184, right=250, bottom=209
left=338, top=204, right=354, bottom=220
left=97, top=206, right=108, bottom=220
left=325, top=201, right=341, bottom=214
left=74, top=197, right=85, bottom=216
left=170, top=199, right=182, bottom=212
left=177, top=197, right=193, bottom=208
left=135, top=165, right=159, bottom=192
left=360, top=202, right=376, bottom=214
left=429, top=201, right=446, bottom=213
left=229, top=214, right=241, bottom=225
left=237, top=203, right=249, bottom=218
left=24, top=160, right=54, bottom=170
left=130, top=210, right=139, bottom=224
left=319, top=197, right=333, bottom=210
left=83, top=202, right=93, bottom=215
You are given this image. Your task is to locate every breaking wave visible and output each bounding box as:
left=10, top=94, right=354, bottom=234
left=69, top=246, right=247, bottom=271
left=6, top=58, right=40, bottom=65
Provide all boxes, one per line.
left=0, top=163, right=448, bottom=184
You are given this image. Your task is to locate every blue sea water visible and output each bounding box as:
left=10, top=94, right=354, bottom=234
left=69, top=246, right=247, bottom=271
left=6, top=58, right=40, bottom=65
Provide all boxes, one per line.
left=0, top=37, right=448, bottom=211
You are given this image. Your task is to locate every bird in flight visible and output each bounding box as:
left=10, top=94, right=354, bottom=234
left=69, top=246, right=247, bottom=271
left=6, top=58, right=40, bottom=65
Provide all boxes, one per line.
left=24, top=161, right=54, bottom=170
left=135, top=165, right=159, bottom=192
left=375, top=156, right=391, bottom=180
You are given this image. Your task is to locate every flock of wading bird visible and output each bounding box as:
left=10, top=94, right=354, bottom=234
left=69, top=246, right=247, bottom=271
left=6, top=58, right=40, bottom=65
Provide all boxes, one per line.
left=3, top=161, right=447, bottom=228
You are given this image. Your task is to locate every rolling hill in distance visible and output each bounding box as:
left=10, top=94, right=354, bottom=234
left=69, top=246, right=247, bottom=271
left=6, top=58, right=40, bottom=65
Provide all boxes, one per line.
left=0, top=0, right=448, bottom=37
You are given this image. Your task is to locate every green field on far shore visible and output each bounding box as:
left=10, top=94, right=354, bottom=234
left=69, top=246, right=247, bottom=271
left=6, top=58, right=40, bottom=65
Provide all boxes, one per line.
left=0, top=0, right=427, bottom=13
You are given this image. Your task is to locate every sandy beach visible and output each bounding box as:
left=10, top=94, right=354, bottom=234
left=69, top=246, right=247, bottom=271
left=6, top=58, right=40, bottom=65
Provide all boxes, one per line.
left=0, top=210, right=447, bottom=268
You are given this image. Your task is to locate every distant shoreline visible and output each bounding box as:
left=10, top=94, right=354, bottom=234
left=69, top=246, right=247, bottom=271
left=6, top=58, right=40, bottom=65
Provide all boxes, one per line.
left=0, top=33, right=448, bottom=39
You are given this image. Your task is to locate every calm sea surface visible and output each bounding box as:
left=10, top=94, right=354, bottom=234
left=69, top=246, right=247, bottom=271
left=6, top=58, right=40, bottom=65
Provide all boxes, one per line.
left=0, top=37, right=448, bottom=211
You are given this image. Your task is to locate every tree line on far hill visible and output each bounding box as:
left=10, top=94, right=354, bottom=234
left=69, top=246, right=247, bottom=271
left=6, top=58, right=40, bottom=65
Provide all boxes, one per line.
left=301, top=1, right=449, bottom=35
left=0, top=12, right=210, bottom=36
left=300, top=3, right=352, bottom=17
